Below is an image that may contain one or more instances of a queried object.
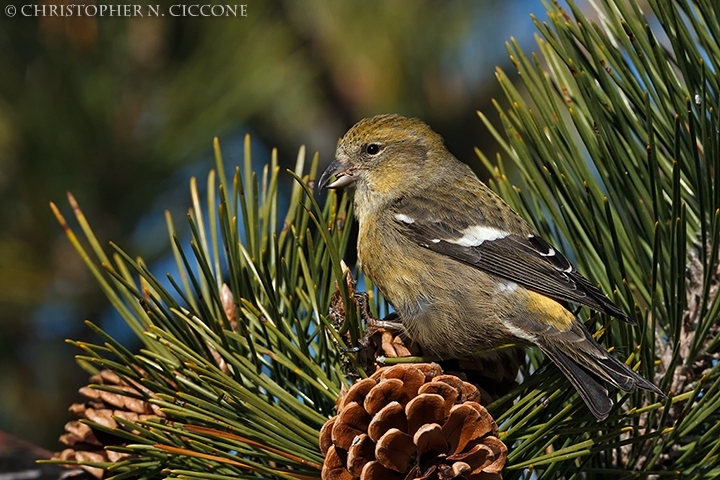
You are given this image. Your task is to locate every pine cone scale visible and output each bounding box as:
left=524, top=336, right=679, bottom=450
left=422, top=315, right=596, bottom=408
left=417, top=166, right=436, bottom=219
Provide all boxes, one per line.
left=367, top=401, right=407, bottom=442
left=375, top=427, right=415, bottom=472
left=347, top=433, right=375, bottom=476
left=413, top=424, right=448, bottom=457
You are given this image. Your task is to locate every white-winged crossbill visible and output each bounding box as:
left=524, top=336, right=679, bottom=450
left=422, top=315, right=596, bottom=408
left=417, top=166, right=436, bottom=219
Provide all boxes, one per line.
left=319, top=114, right=663, bottom=420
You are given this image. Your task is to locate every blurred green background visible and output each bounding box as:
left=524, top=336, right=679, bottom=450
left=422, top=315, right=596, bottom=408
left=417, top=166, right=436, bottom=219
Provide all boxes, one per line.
left=0, top=0, right=548, bottom=449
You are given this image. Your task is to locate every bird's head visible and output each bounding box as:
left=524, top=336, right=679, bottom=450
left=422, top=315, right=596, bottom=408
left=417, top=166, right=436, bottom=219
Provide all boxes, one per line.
left=318, top=114, right=449, bottom=200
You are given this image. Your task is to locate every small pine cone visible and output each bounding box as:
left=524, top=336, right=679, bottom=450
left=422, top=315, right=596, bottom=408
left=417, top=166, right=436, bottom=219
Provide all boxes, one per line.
left=368, top=326, right=422, bottom=360
left=320, top=364, right=507, bottom=480
left=52, top=369, right=165, bottom=479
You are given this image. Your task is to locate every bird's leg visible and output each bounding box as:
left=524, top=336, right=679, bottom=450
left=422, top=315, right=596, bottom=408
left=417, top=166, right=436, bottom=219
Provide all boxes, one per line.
left=364, top=315, right=404, bottom=337
left=336, top=291, right=386, bottom=353
left=355, top=291, right=404, bottom=334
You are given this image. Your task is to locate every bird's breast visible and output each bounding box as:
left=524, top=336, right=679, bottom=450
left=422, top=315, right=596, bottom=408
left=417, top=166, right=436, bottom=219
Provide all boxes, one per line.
left=357, top=219, right=425, bottom=307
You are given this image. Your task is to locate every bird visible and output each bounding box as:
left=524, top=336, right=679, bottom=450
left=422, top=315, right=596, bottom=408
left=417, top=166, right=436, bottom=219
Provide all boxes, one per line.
left=318, top=113, right=663, bottom=420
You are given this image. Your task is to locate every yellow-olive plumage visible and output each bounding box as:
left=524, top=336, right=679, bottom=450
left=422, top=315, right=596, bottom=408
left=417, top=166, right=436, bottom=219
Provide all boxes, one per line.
left=319, top=114, right=662, bottom=420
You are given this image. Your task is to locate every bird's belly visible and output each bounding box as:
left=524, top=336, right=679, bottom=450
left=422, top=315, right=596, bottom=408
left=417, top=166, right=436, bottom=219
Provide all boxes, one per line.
left=402, top=303, right=510, bottom=358
left=359, top=235, right=525, bottom=357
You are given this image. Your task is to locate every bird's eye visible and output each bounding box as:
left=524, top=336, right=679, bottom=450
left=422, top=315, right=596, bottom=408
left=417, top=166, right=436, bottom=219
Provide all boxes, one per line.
left=365, top=143, right=381, bottom=155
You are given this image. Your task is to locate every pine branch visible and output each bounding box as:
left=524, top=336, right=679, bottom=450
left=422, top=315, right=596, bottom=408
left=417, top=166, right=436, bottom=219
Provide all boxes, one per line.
left=47, top=137, right=355, bottom=479
left=477, top=0, right=720, bottom=476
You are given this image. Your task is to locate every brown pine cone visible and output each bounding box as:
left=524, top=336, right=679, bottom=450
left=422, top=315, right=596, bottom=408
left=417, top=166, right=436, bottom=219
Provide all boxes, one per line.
left=320, top=364, right=507, bottom=480
left=52, top=369, right=165, bottom=479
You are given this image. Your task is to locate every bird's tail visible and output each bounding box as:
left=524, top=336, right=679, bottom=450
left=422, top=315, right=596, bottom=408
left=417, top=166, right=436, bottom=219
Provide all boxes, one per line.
left=538, top=340, right=664, bottom=420
left=540, top=345, right=613, bottom=419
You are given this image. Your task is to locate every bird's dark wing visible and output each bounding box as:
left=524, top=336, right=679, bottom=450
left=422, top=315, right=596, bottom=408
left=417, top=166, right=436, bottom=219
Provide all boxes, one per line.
left=391, top=194, right=632, bottom=323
